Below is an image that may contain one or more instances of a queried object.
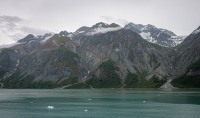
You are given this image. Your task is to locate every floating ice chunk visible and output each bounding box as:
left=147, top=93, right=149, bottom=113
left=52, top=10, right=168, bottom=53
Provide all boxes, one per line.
left=47, top=106, right=54, bottom=109
left=143, top=101, right=146, bottom=103
left=88, top=98, right=92, bottom=101
left=84, top=109, right=88, bottom=112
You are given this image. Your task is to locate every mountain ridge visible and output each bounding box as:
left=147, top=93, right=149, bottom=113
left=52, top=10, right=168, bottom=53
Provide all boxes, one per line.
left=0, top=22, right=199, bottom=88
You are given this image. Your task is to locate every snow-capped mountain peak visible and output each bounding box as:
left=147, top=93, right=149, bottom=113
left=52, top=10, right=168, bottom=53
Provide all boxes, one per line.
left=75, top=26, right=90, bottom=34
left=192, top=26, right=200, bottom=35
left=91, top=22, right=109, bottom=29
left=59, top=31, right=68, bottom=37
left=124, top=22, right=186, bottom=47
left=86, top=23, right=122, bottom=36
left=17, top=33, right=54, bottom=44
left=73, top=22, right=122, bottom=36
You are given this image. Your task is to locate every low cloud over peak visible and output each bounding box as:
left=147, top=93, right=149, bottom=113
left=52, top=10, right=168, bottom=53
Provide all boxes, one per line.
left=100, top=16, right=129, bottom=26
left=0, top=15, right=48, bottom=45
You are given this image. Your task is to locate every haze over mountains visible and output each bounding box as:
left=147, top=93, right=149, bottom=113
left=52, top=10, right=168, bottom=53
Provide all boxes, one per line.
left=0, top=22, right=199, bottom=88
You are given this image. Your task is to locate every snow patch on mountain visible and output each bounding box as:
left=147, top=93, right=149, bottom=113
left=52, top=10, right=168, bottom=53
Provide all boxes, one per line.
left=14, top=60, right=20, bottom=71
left=40, top=33, right=54, bottom=43
left=67, top=33, right=74, bottom=38
left=125, top=23, right=186, bottom=47
left=77, top=31, right=85, bottom=34
left=140, top=32, right=157, bottom=43
left=192, top=28, right=200, bottom=34
left=169, top=36, right=186, bottom=46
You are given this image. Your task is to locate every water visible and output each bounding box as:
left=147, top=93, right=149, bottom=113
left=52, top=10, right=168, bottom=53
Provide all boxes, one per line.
left=0, top=89, right=200, bottom=118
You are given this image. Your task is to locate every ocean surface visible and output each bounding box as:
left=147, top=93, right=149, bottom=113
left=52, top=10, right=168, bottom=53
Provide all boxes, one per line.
left=0, top=89, right=200, bottom=118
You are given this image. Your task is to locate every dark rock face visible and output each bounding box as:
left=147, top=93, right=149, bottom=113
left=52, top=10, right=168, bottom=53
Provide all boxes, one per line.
left=75, top=28, right=173, bottom=80
left=59, top=31, right=68, bottom=37
left=170, top=26, right=200, bottom=88
left=172, top=26, right=200, bottom=76
left=171, top=59, right=200, bottom=88
left=0, top=49, right=19, bottom=79
left=75, top=26, right=90, bottom=33
left=18, top=34, right=36, bottom=43
left=0, top=23, right=199, bottom=88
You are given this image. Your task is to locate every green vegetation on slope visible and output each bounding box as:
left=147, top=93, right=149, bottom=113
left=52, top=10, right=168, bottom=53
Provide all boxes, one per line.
left=124, top=71, right=139, bottom=87
left=65, top=60, right=122, bottom=89
left=1, top=47, right=80, bottom=89
left=124, top=71, right=166, bottom=88
left=50, top=47, right=79, bottom=68
left=188, top=58, right=200, bottom=71
left=2, top=69, right=79, bottom=89
left=86, top=60, right=122, bottom=88
left=171, top=58, right=200, bottom=88
left=0, top=49, right=12, bottom=78
left=2, top=70, right=35, bottom=88
left=58, top=76, right=78, bottom=87
left=171, top=75, right=200, bottom=88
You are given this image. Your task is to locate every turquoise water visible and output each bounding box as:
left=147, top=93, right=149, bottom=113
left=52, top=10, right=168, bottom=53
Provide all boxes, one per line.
left=0, top=89, right=200, bottom=118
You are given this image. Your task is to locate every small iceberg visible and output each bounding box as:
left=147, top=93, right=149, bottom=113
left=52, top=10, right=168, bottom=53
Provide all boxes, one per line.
left=47, top=106, right=54, bottom=109
left=84, top=109, right=88, bottom=112
left=88, top=98, right=92, bottom=101
left=142, top=101, right=146, bottom=103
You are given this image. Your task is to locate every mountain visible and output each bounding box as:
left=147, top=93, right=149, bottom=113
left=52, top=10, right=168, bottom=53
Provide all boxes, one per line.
left=171, top=26, right=200, bottom=88
left=71, top=24, right=173, bottom=88
left=74, top=22, right=121, bottom=35
left=0, top=33, right=86, bottom=88
left=18, top=33, right=54, bottom=43
left=124, top=22, right=186, bottom=47
left=0, top=22, right=199, bottom=88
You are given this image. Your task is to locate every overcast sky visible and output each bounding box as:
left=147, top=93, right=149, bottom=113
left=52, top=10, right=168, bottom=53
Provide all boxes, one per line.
left=0, top=0, right=200, bottom=45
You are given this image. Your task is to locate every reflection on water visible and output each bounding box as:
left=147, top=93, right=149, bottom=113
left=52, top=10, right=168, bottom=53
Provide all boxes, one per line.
left=0, top=89, right=200, bottom=118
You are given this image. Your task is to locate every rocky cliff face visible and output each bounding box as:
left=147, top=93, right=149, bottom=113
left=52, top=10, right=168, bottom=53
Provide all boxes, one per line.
left=0, top=23, right=199, bottom=88
left=74, top=25, right=174, bottom=78
left=171, top=26, right=200, bottom=88
left=0, top=34, right=87, bottom=88
left=171, top=26, right=200, bottom=76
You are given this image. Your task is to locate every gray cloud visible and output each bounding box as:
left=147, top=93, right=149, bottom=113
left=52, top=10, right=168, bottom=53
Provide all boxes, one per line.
left=0, top=16, right=23, bottom=31
left=100, top=16, right=129, bottom=26
left=0, top=0, right=200, bottom=45
left=0, top=15, right=22, bottom=23
left=0, top=15, right=48, bottom=45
